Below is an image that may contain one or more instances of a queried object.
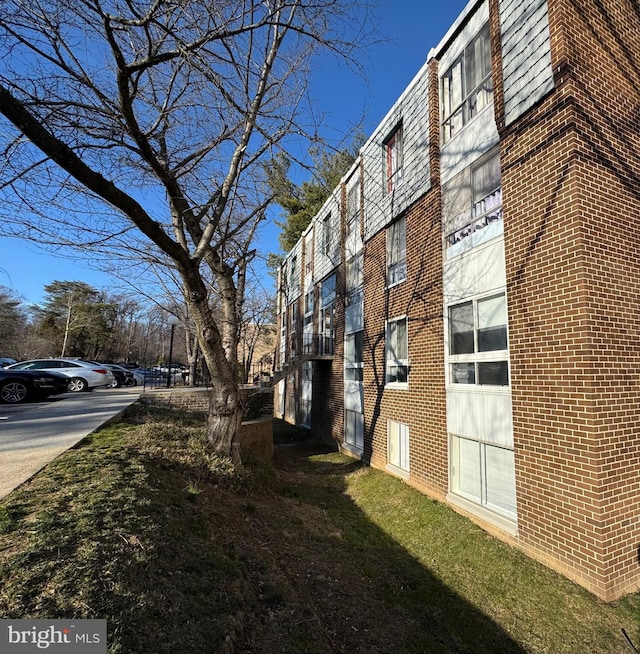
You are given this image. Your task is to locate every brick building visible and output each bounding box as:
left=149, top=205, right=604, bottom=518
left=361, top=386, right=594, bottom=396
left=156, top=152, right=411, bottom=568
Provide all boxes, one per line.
left=274, top=0, right=640, bottom=601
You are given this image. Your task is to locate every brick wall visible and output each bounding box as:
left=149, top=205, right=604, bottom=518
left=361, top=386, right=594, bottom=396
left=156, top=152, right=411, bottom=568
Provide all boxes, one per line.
left=140, top=388, right=274, bottom=461
left=142, top=387, right=273, bottom=420
left=362, top=189, right=447, bottom=497
left=273, top=0, right=640, bottom=602
left=501, top=0, right=640, bottom=600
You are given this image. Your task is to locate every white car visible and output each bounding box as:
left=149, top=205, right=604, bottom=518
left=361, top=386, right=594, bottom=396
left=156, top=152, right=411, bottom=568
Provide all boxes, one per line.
left=8, top=358, right=115, bottom=392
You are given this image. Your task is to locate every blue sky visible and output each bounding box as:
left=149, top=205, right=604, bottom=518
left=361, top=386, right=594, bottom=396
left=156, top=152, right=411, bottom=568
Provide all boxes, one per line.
left=0, top=1, right=469, bottom=306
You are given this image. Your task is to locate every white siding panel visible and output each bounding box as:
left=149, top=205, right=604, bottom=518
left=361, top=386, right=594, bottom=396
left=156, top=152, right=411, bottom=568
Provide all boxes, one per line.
left=344, top=380, right=364, bottom=413
left=363, top=63, right=431, bottom=241
left=439, top=1, right=490, bottom=73
left=447, top=389, right=514, bottom=447
left=443, top=239, right=506, bottom=303
left=313, top=192, right=341, bottom=281
left=284, top=240, right=303, bottom=302
left=499, top=0, right=555, bottom=126
left=440, top=109, right=499, bottom=186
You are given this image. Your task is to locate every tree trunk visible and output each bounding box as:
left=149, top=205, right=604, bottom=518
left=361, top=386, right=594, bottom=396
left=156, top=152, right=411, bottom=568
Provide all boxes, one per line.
left=183, top=268, right=244, bottom=462
left=206, top=384, right=244, bottom=463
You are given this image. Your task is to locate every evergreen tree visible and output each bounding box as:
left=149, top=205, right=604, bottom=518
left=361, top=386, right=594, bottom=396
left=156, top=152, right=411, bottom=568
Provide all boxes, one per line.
left=268, top=133, right=366, bottom=254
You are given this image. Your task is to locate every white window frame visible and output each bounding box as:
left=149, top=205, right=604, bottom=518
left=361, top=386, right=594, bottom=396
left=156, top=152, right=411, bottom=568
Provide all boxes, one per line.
left=345, top=329, right=364, bottom=382
left=346, top=252, right=363, bottom=298
left=444, top=149, right=502, bottom=251
left=304, top=290, right=314, bottom=324
left=322, top=213, right=332, bottom=256
left=386, top=216, right=407, bottom=287
left=384, top=124, right=403, bottom=194
left=345, top=409, right=364, bottom=451
left=346, top=175, right=361, bottom=236
left=450, top=434, right=516, bottom=521
left=447, top=292, right=509, bottom=388
left=387, top=420, right=410, bottom=476
left=289, top=255, right=298, bottom=294
left=441, top=23, right=493, bottom=143
left=320, top=274, right=336, bottom=355
left=385, top=315, right=408, bottom=387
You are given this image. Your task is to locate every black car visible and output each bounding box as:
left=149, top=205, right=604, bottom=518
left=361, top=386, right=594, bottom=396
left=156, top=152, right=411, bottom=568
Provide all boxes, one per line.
left=89, top=362, right=135, bottom=388
left=0, top=369, right=69, bottom=403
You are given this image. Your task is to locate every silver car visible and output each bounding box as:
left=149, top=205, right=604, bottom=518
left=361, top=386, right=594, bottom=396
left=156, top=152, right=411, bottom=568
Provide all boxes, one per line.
left=8, top=358, right=115, bottom=392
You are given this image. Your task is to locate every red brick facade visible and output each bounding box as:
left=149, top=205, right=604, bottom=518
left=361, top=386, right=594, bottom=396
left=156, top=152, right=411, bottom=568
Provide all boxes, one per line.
left=275, top=0, right=640, bottom=601
left=502, top=0, right=640, bottom=599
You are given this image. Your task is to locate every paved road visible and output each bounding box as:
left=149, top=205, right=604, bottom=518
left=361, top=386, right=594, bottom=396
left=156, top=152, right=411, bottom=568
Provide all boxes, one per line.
left=0, top=387, right=140, bottom=499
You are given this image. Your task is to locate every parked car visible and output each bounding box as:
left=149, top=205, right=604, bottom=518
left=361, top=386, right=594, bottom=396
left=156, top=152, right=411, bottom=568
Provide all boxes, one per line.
left=7, top=358, right=115, bottom=392
left=93, top=363, right=136, bottom=388
left=0, top=357, right=17, bottom=368
left=0, top=369, right=69, bottom=403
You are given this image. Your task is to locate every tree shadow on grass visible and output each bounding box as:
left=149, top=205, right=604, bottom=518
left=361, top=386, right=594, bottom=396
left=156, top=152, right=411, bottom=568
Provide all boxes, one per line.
left=226, top=431, right=527, bottom=654
left=0, top=416, right=527, bottom=653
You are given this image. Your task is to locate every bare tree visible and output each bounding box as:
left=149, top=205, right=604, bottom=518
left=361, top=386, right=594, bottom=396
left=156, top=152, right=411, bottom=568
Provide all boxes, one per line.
left=239, top=283, right=276, bottom=384
left=0, top=0, right=373, bottom=460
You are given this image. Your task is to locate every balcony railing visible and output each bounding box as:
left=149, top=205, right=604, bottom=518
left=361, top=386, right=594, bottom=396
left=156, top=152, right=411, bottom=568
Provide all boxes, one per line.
left=290, top=331, right=335, bottom=358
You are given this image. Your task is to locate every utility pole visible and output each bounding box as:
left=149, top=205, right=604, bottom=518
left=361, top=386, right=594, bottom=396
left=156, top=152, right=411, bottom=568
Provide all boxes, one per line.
left=60, top=290, right=74, bottom=357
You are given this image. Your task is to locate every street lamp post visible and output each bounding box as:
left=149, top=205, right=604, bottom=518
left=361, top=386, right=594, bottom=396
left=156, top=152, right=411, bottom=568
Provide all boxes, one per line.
left=166, top=315, right=179, bottom=388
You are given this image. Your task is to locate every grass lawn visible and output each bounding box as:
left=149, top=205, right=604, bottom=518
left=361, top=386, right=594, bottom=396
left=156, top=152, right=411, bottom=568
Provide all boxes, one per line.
left=0, top=403, right=639, bottom=653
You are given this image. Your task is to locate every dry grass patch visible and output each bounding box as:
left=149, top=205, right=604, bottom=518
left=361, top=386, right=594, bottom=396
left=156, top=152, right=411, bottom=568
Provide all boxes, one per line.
left=0, top=407, right=639, bottom=653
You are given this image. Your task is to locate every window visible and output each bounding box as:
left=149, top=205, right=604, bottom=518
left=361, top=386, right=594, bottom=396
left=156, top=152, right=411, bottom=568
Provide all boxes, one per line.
left=322, top=213, right=332, bottom=256
left=449, top=294, right=508, bottom=386
left=441, top=23, right=493, bottom=143
left=384, top=124, right=403, bottom=194
left=450, top=435, right=516, bottom=520
left=388, top=420, right=410, bottom=473
left=303, top=290, right=314, bottom=354
left=345, top=410, right=364, bottom=450
left=346, top=252, right=363, bottom=296
left=320, top=274, right=336, bottom=355
left=386, top=316, right=408, bottom=385
left=443, top=149, right=502, bottom=249
left=304, top=290, right=314, bottom=324
left=320, top=274, right=336, bottom=307
left=289, top=301, right=298, bottom=354
left=289, top=255, right=298, bottom=292
left=305, top=231, right=313, bottom=275
left=387, top=217, right=407, bottom=286
left=345, top=330, right=364, bottom=381
left=346, top=177, right=361, bottom=234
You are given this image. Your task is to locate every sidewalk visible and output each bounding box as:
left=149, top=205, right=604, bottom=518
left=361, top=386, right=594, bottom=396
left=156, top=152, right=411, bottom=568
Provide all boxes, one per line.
left=0, top=388, right=140, bottom=499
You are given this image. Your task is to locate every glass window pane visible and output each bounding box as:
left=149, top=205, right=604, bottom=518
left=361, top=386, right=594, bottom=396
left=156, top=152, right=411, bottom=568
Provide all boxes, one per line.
left=345, top=368, right=363, bottom=381
left=396, top=318, right=407, bottom=359
left=452, top=362, right=475, bottom=384
left=321, top=274, right=336, bottom=306
left=355, top=331, right=364, bottom=364
left=477, top=294, right=506, bottom=328
left=477, top=295, right=507, bottom=351
left=478, top=361, right=509, bottom=386
left=478, top=326, right=508, bottom=352
left=450, top=302, right=474, bottom=354
left=443, top=168, right=472, bottom=235
left=453, top=436, right=481, bottom=502
left=484, top=445, right=517, bottom=519
left=472, top=152, right=501, bottom=205
left=450, top=58, right=463, bottom=109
